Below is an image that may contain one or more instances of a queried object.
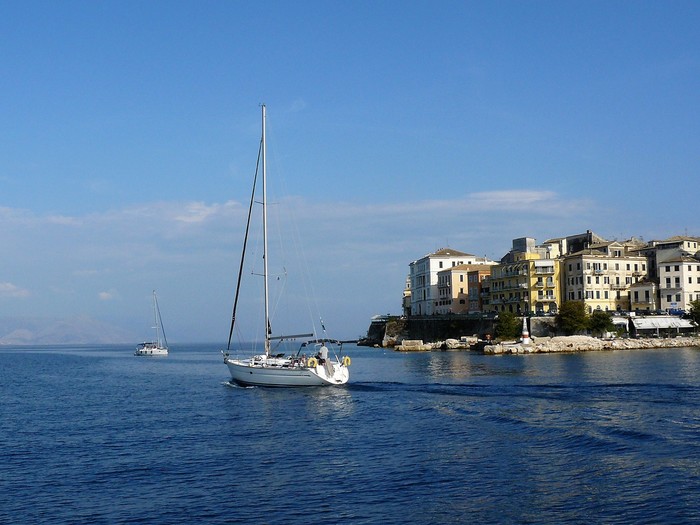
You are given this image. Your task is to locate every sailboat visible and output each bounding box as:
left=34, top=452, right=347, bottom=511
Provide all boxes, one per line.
left=222, top=104, right=351, bottom=387
left=135, top=290, right=169, bottom=356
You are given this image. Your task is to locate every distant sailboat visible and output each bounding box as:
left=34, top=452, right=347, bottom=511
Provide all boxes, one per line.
left=222, top=105, right=351, bottom=387
left=135, top=290, right=168, bottom=356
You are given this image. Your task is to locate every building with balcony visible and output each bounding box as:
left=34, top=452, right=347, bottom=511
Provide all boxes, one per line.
left=629, top=280, right=659, bottom=312
left=488, top=252, right=562, bottom=315
left=487, top=237, right=563, bottom=315
left=562, top=241, right=648, bottom=312
left=409, top=248, right=494, bottom=316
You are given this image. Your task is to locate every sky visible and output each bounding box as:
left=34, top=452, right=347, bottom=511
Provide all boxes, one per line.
left=1, top=0, right=699, bottom=343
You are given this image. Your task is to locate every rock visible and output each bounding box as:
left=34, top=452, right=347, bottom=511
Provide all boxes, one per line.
left=481, top=335, right=700, bottom=354
left=395, top=339, right=432, bottom=352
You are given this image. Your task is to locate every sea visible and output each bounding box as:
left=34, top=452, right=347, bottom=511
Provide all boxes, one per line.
left=2, top=343, right=700, bottom=525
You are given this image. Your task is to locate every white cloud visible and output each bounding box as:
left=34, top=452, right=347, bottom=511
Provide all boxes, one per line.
left=173, top=201, right=222, bottom=224
left=98, top=291, right=116, bottom=301
left=0, top=189, right=636, bottom=341
left=0, top=282, right=30, bottom=298
left=47, top=215, right=81, bottom=226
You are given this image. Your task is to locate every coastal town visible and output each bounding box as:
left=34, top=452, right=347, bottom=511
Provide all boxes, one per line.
left=365, top=230, right=700, bottom=352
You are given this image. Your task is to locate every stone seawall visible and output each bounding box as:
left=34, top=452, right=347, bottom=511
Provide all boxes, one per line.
left=359, top=316, right=496, bottom=347
left=482, top=335, right=700, bottom=354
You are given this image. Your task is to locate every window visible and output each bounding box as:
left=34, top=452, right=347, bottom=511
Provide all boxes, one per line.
left=675, top=265, right=680, bottom=271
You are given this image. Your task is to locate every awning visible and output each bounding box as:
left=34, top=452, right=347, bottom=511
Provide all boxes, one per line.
left=631, top=316, right=695, bottom=330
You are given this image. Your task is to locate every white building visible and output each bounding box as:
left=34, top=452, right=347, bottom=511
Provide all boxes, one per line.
left=409, top=248, right=494, bottom=316
left=658, top=256, right=700, bottom=312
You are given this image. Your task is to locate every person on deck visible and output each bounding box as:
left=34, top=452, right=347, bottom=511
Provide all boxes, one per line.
left=318, top=343, right=329, bottom=364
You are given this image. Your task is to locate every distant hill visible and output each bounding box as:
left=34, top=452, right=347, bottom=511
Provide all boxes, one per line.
left=0, top=316, right=136, bottom=345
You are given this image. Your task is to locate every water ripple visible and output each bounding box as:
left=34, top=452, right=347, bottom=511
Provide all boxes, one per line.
left=2, top=344, right=700, bottom=524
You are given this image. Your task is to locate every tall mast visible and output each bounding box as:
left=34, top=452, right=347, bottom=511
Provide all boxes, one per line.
left=262, top=104, right=271, bottom=357
left=152, top=290, right=160, bottom=347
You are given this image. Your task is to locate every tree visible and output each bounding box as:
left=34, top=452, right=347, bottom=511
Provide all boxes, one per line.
left=494, top=311, right=522, bottom=340
left=688, top=299, right=700, bottom=329
left=588, top=310, right=615, bottom=337
left=555, top=301, right=588, bottom=335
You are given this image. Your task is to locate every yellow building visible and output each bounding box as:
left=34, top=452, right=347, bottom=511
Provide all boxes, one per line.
left=562, top=241, right=649, bottom=313
left=436, top=263, right=494, bottom=314
left=488, top=252, right=563, bottom=315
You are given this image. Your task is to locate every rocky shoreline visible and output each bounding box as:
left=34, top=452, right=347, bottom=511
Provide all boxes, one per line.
left=393, top=335, right=700, bottom=354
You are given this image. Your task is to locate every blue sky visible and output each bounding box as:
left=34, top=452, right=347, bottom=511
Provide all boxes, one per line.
left=1, top=1, right=699, bottom=343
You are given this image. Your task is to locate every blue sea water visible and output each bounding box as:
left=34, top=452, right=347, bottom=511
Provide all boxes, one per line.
left=1, top=343, right=700, bottom=524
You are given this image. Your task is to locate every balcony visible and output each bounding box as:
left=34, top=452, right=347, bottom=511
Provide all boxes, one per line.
left=501, top=269, right=527, bottom=277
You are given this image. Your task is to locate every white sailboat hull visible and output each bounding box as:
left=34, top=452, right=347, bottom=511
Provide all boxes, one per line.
left=135, top=344, right=168, bottom=356
left=225, top=357, right=349, bottom=387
